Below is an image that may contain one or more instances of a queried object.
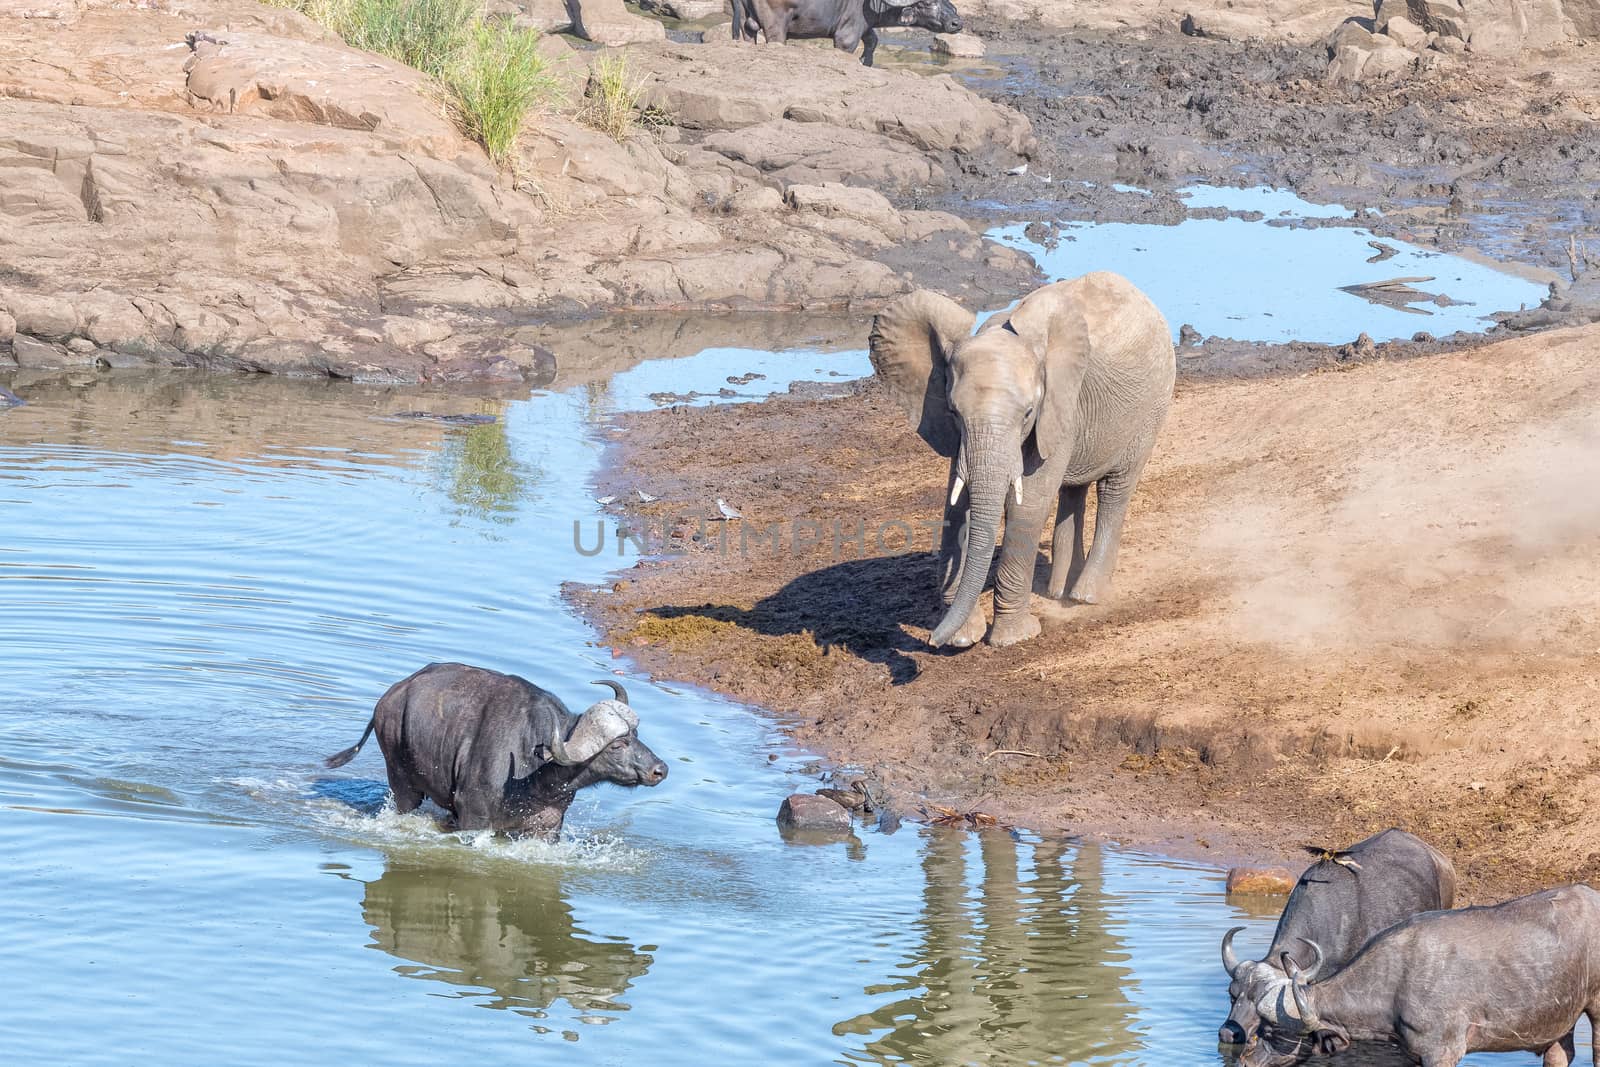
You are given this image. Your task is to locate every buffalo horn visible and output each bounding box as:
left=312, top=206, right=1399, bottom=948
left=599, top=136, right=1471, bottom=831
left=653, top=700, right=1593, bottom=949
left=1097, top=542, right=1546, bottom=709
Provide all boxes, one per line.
left=1220, top=925, right=1246, bottom=977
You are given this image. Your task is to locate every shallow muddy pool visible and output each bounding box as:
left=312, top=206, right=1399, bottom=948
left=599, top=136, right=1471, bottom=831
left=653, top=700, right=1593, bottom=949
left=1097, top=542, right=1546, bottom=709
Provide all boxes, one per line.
left=0, top=342, right=1579, bottom=1065
left=991, top=185, right=1551, bottom=344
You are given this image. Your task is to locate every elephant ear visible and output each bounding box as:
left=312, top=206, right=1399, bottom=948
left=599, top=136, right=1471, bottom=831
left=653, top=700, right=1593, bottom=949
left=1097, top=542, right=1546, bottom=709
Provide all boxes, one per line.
left=1005, top=282, right=1091, bottom=463
left=869, top=290, right=975, bottom=457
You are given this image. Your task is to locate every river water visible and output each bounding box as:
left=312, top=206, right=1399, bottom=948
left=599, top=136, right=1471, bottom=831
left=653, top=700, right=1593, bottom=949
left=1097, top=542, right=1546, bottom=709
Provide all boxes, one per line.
left=0, top=258, right=1574, bottom=1064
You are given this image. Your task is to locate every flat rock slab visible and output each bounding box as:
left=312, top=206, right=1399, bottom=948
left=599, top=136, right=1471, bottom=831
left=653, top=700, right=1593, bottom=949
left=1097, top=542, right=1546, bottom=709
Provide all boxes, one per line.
left=701, top=120, right=948, bottom=191
left=629, top=41, right=1034, bottom=159
left=1225, top=866, right=1297, bottom=895
left=777, top=793, right=851, bottom=832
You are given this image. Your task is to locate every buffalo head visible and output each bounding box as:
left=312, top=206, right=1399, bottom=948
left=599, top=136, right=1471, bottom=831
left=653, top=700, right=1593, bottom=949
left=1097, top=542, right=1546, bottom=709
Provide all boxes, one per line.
left=549, top=680, right=668, bottom=788
left=1239, top=942, right=1351, bottom=1066
left=869, top=0, right=964, bottom=34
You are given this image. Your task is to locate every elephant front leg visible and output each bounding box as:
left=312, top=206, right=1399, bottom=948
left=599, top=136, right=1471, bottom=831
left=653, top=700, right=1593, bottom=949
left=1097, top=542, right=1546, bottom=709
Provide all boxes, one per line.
left=988, top=494, right=1052, bottom=647
left=1047, top=482, right=1089, bottom=599
left=1070, top=460, right=1147, bottom=605
left=937, top=464, right=988, bottom=648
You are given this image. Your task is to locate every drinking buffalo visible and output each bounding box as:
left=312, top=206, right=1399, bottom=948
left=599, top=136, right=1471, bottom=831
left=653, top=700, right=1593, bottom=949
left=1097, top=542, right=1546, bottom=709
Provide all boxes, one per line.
left=1220, top=828, right=1456, bottom=1045
left=1242, top=884, right=1600, bottom=1067
left=731, top=0, right=964, bottom=66
left=323, top=663, right=667, bottom=837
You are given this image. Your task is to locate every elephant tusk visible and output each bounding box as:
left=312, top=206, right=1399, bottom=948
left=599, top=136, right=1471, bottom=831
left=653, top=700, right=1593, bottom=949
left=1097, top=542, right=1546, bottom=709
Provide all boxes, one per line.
left=950, top=476, right=965, bottom=507
left=1013, top=477, right=1023, bottom=507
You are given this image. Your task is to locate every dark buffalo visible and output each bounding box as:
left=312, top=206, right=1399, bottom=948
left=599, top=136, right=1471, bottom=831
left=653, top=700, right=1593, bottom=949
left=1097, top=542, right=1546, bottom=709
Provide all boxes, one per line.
left=731, top=0, right=963, bottom=66
left=1242, top=884, right=1600, bottom=1067
left=1220, top=828, right=1456, bottom=1045
left=324, top=662, right=667, bottom=837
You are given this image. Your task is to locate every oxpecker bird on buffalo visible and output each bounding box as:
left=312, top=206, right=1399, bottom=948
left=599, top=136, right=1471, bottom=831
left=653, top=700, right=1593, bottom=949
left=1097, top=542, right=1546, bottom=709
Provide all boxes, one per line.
left=324, top=663, right=668, bottom=839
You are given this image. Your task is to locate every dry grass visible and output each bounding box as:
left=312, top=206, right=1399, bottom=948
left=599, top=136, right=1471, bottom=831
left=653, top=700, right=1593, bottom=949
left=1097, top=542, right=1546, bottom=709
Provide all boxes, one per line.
left=580, top=53, right=646, bottom=142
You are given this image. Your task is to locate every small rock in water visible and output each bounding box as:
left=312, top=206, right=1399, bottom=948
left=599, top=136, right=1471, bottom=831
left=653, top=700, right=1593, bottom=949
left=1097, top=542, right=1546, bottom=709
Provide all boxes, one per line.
left=777, top=793, right=851, bottom=832
left=931, top=32, right=985, bottom=57
left=815, top=787, right=866, bottom=812
left=1225, top=866, right=1296, bottom=895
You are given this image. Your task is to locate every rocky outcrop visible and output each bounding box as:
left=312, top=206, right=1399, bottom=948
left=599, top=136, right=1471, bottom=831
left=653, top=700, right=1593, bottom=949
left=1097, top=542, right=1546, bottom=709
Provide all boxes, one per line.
left=0, top=0, right=1037, bottom=382
left=628, top=41, right=1034, bottom=158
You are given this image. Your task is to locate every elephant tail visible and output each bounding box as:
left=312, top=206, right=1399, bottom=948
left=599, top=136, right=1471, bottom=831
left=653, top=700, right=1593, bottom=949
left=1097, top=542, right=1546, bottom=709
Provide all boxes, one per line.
left=324, top=718, right=375, bottom=769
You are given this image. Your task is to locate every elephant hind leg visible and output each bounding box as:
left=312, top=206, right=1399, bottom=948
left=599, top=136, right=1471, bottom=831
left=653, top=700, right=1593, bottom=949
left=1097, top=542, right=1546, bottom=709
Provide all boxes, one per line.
left=1540, top=1029, right=1575, bottom=1067
left=1047, top=483, right=1089, bottom=599
left=1069, top=458, right=1150, bottom=605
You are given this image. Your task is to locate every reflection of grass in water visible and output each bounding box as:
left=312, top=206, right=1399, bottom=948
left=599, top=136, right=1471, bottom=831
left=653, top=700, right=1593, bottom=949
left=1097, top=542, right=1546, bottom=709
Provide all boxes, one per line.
left=440, top=422, right=538, bottom=525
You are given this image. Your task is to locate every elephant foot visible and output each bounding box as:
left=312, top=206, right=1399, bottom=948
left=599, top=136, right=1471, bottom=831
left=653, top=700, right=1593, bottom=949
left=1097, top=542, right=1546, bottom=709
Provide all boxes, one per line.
left=987, top=611, right=1041, bottom=647
left=939, top=605, right=990, bottom=649
left=1068, top=573, right=1111, bottom=605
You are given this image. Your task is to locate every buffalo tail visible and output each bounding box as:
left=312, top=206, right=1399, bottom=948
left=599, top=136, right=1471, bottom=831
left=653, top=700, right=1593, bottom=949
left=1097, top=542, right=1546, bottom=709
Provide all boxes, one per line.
left=324, top=718, right=375, bottom=768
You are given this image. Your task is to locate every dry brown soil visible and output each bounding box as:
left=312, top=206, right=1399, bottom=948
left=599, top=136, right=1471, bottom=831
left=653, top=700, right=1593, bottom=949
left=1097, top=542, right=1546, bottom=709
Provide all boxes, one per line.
left=573, top=324, right=1600, bottom=903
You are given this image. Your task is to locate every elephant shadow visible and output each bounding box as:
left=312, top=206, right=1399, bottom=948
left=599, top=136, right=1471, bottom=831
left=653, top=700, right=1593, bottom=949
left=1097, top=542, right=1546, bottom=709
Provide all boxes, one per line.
left=646, top=550, right=946, bottom=685
left=352, top=852, right=652, bottom=1022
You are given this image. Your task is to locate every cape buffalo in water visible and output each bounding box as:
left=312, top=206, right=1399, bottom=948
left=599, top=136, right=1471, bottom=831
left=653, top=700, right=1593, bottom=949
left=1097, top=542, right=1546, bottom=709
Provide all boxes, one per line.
left=1219, top=828, right=1456, bottom=1045
left=732, top=0, right=964, bottom=66
left=1242, top=884, right=1600, bottom=1067
left=324, top=662, right=667, bottom=837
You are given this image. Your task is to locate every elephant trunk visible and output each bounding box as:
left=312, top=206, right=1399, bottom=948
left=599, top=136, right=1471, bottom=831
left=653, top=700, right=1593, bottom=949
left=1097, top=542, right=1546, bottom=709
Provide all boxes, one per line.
left=930, top=432, right=1015, bottom=647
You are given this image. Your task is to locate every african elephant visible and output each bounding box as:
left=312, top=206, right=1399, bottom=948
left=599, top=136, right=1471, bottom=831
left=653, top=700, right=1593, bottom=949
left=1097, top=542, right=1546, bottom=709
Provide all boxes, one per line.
left=869, top=273, right=1174, bottom=649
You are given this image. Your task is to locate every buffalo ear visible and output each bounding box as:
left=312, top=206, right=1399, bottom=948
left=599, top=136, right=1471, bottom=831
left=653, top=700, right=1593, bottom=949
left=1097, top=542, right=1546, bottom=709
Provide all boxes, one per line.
left=1317, top=1031, right=1350, bottom=1055
left=1004, top=282, right=1090, bottom=463
left=869, top=290, right=975, bottom=458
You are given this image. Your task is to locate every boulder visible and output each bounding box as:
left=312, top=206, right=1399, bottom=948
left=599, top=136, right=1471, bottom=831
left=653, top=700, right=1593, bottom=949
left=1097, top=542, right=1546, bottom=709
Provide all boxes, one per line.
left=13, top=334, right=91, bottom=368
left=1403, top=0, right=1471, bottom=40
left=1364, top=40, right=1419, bottom=76
left=931, top=32, right=986, bottom=56
left=513, top=0, right=575, bottom=32
left=1382, top=14, right=1429, bottom=47
left=777, top=793, right=852, bottom=832
left=182, top=31, right=462, bottom=156
left=1327, top=18, right=1378, bottom=54
left=784, top=182, right=903, bottom=237
left=1225, top=866, right=1297, bottom=895
left=1374, top=0, right=1411, bottom=31
left=564, top=0, right=667, bottom=45
left=1326, top=43, right=1372, bottom=82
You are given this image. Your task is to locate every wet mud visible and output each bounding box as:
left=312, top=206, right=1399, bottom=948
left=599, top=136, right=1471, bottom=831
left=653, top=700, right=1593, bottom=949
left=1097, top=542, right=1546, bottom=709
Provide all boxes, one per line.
left=572, top=313, right=1600, bottom=904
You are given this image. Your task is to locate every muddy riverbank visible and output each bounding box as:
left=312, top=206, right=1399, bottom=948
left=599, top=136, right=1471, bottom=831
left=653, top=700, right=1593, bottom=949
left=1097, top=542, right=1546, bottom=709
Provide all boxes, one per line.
left=573, top=318, right=1600, bottom=903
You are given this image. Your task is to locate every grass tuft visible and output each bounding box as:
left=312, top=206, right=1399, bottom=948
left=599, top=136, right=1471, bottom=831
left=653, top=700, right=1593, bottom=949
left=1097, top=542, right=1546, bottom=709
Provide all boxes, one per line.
left=265, top=0, right=562, bottom=168
left=580, top=53, right=645, bottom=142
left=446, top=19, right=564, bottom=166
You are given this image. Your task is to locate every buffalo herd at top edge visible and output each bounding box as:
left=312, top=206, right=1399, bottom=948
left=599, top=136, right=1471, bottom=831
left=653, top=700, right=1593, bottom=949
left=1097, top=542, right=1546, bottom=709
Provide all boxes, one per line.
left=304, top=3, right=1591, bottom=1063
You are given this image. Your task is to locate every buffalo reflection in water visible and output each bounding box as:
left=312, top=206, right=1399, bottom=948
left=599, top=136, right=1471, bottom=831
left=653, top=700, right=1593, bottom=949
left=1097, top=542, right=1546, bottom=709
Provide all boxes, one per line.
left=358, top=855, right=651, bottom=1025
